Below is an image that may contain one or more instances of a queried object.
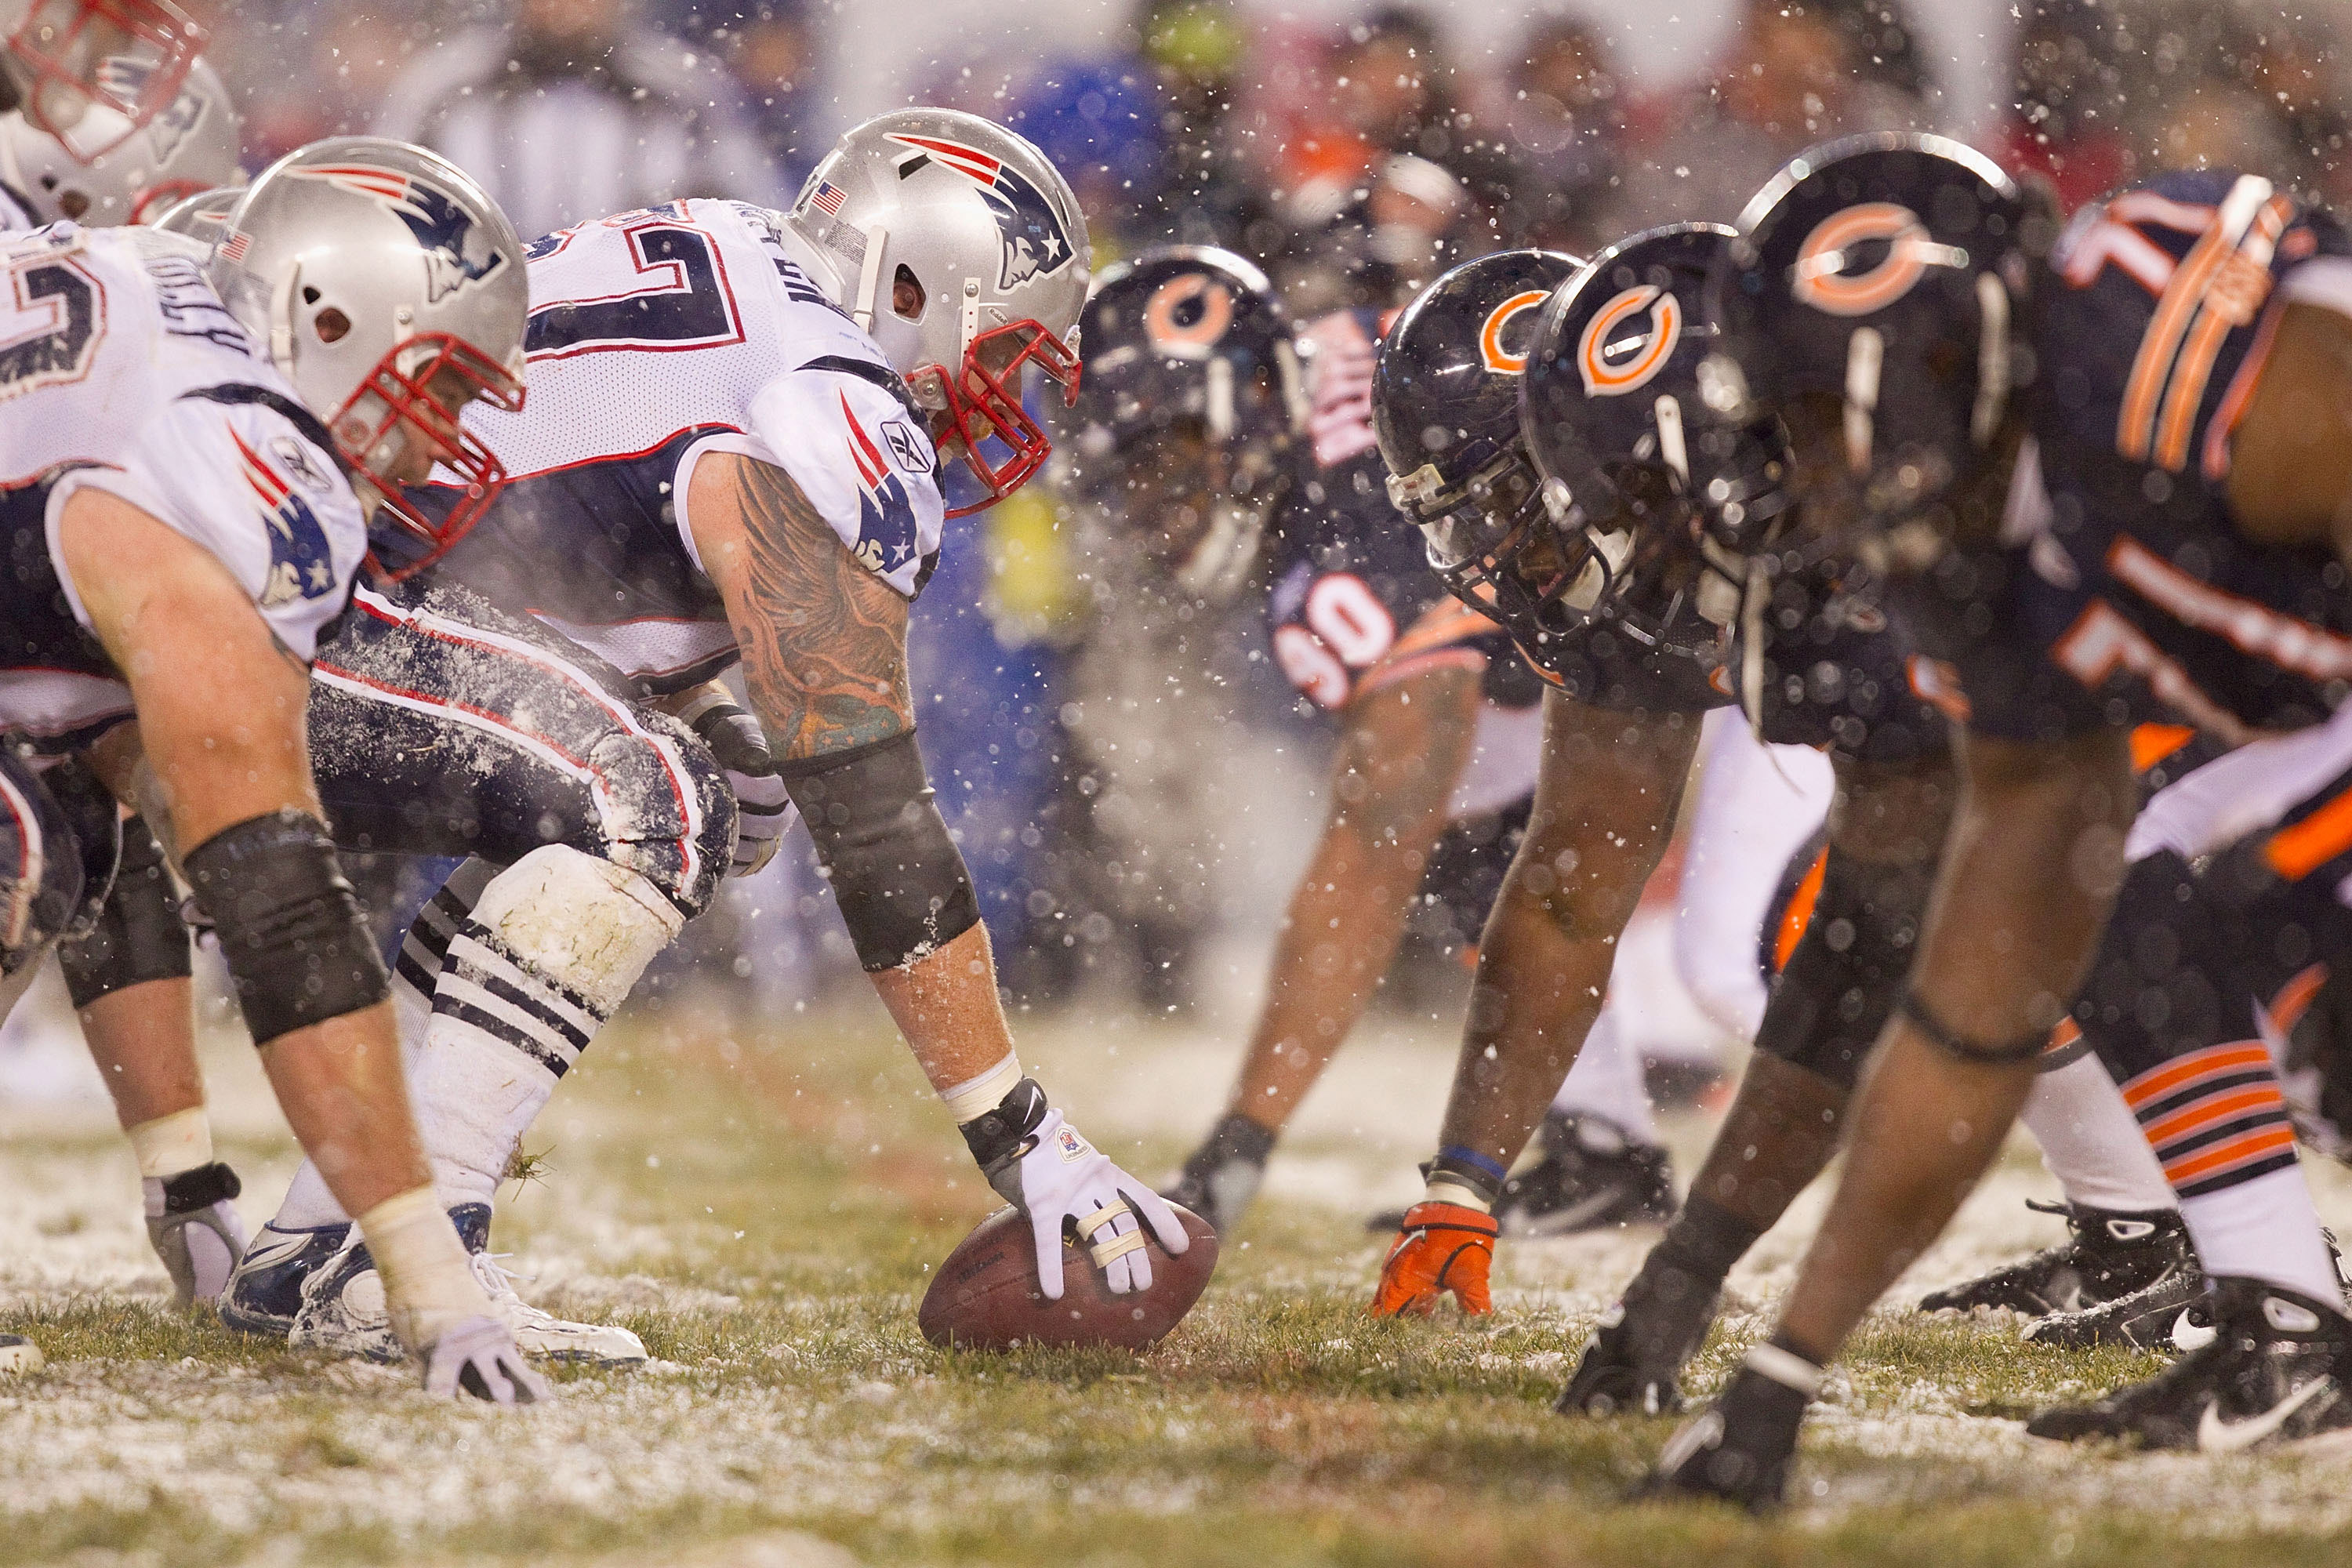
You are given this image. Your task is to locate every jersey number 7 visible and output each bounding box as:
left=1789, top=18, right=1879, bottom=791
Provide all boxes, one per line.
left=524, top=221, right=745, bottom=361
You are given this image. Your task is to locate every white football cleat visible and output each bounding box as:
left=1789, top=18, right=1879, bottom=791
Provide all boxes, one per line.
left=0, top=1334, right=42, bottom=1377
left=287, top=1234, right=404, bottom=1363
left=470, top=1250, right=648, bottom=1367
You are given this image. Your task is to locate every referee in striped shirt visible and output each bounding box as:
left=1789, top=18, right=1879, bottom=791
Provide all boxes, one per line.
left=375, top=0, right=782, bottom=240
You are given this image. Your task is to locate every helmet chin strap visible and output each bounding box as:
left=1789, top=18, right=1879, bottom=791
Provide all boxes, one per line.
left=1843, top=326, right=1882, bottom=474
left=848, top=221, right=888, bottom=334
left=1971, top=271, right=2010, bottom=447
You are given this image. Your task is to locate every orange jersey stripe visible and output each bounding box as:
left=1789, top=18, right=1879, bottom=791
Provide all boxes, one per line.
left=2267, top=786, right=2352, bottom=883
left=2270, top=963, right=2331, bottom=1037
left=2122, top=1041, right=2274, bottom=1110
left=2129, top=723, right=2196, bottom=772
left=2161, top=1124, right=2297, bottom=1187
left=1773, top=848, right=1828, bottom=972
left=2118, top=212, right=2238, bottom=459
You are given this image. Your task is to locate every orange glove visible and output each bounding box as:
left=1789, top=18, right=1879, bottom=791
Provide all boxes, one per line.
left=1370, top=1201, right=1497, bottom=1316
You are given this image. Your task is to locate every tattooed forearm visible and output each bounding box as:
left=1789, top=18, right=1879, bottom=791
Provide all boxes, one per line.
left=703, top=452, right=913, bottom=760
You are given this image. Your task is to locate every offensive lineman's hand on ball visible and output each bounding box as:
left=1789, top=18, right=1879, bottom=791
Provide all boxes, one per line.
left=963, top=1078, right=1190, bottom=1299
left=1370, top=1201, right=1497, bottom=1316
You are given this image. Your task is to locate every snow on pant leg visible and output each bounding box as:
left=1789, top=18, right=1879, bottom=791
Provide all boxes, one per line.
left=293, top=577, right=735, bottom=1214
left=1670, top=708, right=1835, bottom=1044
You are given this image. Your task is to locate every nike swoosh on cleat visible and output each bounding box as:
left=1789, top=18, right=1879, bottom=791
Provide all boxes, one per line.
left=233, top=1232, right=318, bottom=1275
left=2171, top=1310, right=2217, bottom=1354
left=2197, top=1377, right=2335, bottom=1453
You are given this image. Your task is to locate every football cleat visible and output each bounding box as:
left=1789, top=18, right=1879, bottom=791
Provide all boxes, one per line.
left=288, top=1203, right=645, bottom=1367
left=1162, top=1113, right=1276, bottom=1239
left=1639, top=1348, right=1817, bottom=1510
left=1497, top=1116, right=1675, bottom=1238
left=143, top=1162, right=249, bottom=1307
left=2026, top=1278, right=2352, bottom=1451
left=2023, top=1257, right=2209, bottom=1352
left=1918, top=1200, right=2192, bottom=1318
left=220, top=1218, right=353, bottom=1337
left=0, top=1334, right=41, bottom=1377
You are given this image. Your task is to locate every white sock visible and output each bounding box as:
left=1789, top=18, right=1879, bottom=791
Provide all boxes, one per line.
left=2180, top=1164, right=2345, bottom=1306
left=409, top=846, right=681, bottom=1209
left=2020, top=1052, right=2178, bottom=1213
left=1546, top=1004, right=1661, bottom=1146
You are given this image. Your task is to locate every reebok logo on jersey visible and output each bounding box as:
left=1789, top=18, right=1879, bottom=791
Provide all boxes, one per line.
left=841, top=392, right=921, bottom=579
left=884, top=133, right=1075, bottom=292
left=234, top=429, right=338, bottom=608
left=290, top=164, right=506, bottom=303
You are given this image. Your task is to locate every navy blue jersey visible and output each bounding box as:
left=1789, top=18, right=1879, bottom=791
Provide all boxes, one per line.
left=1961, top=170, right=2352, bottom=744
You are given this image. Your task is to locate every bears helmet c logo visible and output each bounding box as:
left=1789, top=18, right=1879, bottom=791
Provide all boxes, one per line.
left=1142, top=273, right=1236, bottom=358
left=1479, top=290, right=1549, bottom=374
left=1577, top=285, right=1682, bottom=396
left=1791, top=202, right=1936, bottom=317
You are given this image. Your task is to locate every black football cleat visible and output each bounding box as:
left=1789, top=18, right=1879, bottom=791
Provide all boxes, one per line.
left=2027, top=1277, right=2352, bottom=1451
left=1498, top=1116, right=1675, bottom=1237
left=2024, top=1257, right=2209, bottom=1352
left=1918, top=1200, right=2191, bottom=1318
left=1639, top=1348, right=1817, bottom=1510
left=218, top=1218, right=353, bottom=1338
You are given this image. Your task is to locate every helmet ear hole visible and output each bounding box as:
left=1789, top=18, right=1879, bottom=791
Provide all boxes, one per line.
left=314, top=307, right=350, bottom=345
left=892, top=264, right=925, bottom=321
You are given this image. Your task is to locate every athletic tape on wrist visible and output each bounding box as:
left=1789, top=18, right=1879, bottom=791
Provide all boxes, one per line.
left=357, top=1186, right=492, bottom=1354
left=127, top=1107, right=212, bottom=1180
left=1744, top=1341, right=1826, bottom=1399
left=942, top=1052, right=1023, bottom=1125
left=1423, top=1174, right=1494, bottom=1213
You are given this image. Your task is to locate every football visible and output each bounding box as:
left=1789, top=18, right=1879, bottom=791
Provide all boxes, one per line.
left=918, top=1203, right=1220, bottom=1350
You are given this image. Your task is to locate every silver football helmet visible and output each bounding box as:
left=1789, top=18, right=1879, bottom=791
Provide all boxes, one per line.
left=786, top=107, right=1089, bottom=517
left=0, top=0, right=204, bottom=154
left=209, top=136, right=529, bottom=575
left=145, top=176, right=230, bottom=241
left=0, top=53, right=235, bottom=224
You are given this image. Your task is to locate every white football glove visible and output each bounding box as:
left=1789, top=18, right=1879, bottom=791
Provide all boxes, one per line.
left=422, top=1315, right=551, bottom=1405
left=681, top=693, right=795, bottom=877
left=999, top=1105, right=1189, bottom=1300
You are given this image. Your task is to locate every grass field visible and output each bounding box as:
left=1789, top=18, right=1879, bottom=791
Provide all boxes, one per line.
left=7, top=991, right=2352, bottom=1567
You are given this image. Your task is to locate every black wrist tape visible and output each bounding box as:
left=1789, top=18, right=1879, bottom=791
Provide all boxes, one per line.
left=158, top=1161, right=241, bottom=1214
left=959, top=1076, right=1049, bottom=1169
left=181, top=810, right=388, bottom=1046
left=60, top=815, right=192, bottom=1009
left=779, top=729, right=980, bottom=971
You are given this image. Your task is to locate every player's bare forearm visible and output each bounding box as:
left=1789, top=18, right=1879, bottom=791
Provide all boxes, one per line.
left=688, top=452, right=913, bottom=761
left=1435, top=692, right=1701, bottom=1166
left=1229, top=668, right=1480, bottom=1129
left=869, top=922, right=1022, bottom=1094
left=1777, top=724, right=2134, bottom=1363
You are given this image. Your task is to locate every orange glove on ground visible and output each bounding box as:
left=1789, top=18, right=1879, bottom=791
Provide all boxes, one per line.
left=1370, top=1201, right=1498, bottom=1316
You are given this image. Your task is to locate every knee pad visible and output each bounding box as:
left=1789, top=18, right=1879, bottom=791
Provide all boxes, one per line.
left=1751, top=847, right=1935, bottom=1091
left=60, top=815, right=191, bottom=1009
left=466, top=844, right=684, bottom=1017
left=182, top=811, right=387, bottom=1045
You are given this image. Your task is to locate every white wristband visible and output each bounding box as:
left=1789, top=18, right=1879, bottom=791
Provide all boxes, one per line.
left=941, top=1052, right=1023, bottom=1125
left=1745, top=1341, right=1827, bottom=1399
left=357, top=1186, right=492, bottom=1354
left=128, top=1107, right=212, bottom=1180
left=1423, top=1174, right=1494, bottom=1214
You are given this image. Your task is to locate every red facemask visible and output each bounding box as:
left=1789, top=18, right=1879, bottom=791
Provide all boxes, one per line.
left=910, top=318, right=1081, bottom=520
left=331, top=333, right=524, bottom=581
left=5, top=0, right=203, bottom=159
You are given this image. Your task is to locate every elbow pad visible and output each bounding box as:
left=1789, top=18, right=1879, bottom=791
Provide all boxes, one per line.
left=780, top=729, right=978, bottom=971
left=180, top=810, right=389, bottom=1046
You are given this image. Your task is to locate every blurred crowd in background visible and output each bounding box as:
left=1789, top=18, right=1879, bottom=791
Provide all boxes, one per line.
left=36, top=0, right=2352, bottom=1048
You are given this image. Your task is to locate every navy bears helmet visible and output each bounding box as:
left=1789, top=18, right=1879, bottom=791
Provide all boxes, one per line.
left=1520, top=223, right=1795, bottom=665
left=1057, top=245, right=1305, bottom=600
left=1709, top=133, right=2056, bottom=573
left=1369, top=249, right=1587, bottom=650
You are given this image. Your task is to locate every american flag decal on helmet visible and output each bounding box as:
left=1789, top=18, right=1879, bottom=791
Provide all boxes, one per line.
left=216, top=227, right=251, bottom=263
left=811, top=180, right=848, bottom=216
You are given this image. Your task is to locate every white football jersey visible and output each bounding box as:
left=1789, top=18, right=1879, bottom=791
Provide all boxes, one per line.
left=430, top=198, right=945, bottom=693
left=0, top=223, right=367, bottom=751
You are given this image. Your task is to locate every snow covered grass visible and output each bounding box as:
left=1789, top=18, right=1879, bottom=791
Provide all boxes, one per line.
left=6, top=996, right=2352, bottom=1566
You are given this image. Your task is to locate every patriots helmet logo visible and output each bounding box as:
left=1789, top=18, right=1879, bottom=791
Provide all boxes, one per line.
left=96, top=56, right=202, bottom=162
left=842, top=393, right=922, bottom=579
left=234, top=430, right=339, bottom=608
left=886, top=133, right=1076, bottom=292
left=291, top=164, right=506, bottom=302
